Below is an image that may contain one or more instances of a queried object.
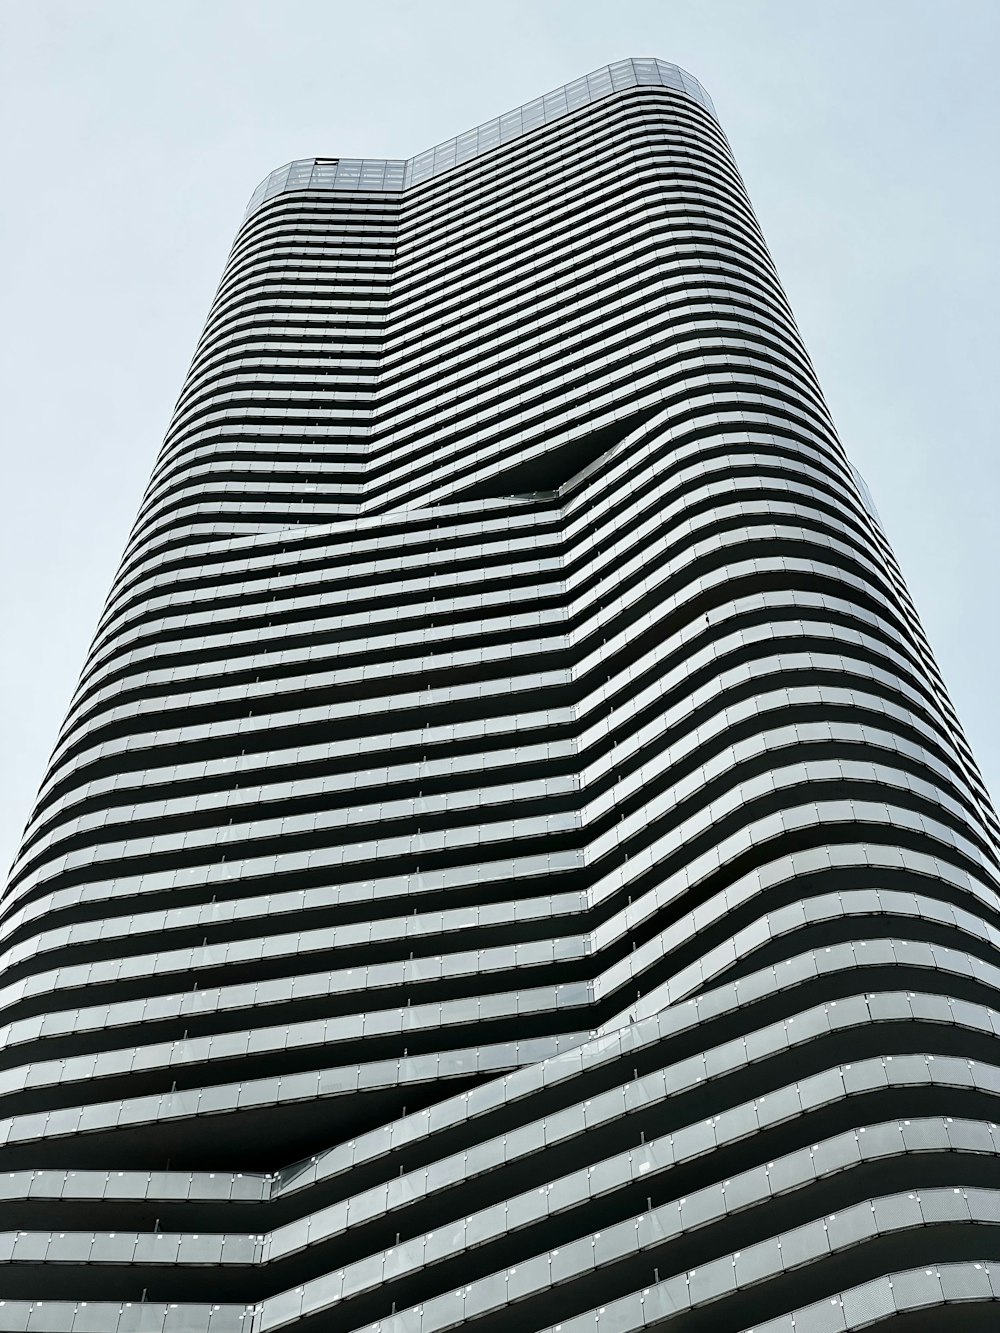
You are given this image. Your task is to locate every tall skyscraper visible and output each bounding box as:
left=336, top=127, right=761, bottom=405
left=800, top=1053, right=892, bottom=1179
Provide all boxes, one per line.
left=4, top=55, right=1000, bottom=1332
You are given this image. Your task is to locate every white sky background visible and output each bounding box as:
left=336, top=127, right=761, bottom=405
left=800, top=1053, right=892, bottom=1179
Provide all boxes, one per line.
left=1, top=0, right=998, bottom=872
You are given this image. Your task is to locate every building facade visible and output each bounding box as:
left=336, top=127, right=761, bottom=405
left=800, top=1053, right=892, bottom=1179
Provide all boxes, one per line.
left=3, top=57, right=1000, bottom=1332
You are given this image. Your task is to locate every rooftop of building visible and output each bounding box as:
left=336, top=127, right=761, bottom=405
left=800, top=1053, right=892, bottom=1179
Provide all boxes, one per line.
left=243, top=57, right=715, bottom=219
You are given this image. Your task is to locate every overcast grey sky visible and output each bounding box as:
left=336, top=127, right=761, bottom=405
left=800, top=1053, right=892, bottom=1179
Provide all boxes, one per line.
left=1, top=0, right=998, bottom=872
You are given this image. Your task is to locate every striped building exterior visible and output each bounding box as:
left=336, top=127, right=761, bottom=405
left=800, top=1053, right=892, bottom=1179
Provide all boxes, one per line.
left=4, top=57, right=1000, bottom=1332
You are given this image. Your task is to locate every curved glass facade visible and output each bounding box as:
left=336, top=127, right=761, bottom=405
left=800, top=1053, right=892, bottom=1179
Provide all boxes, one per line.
left=2, top=58, right=1000, bottom=1333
